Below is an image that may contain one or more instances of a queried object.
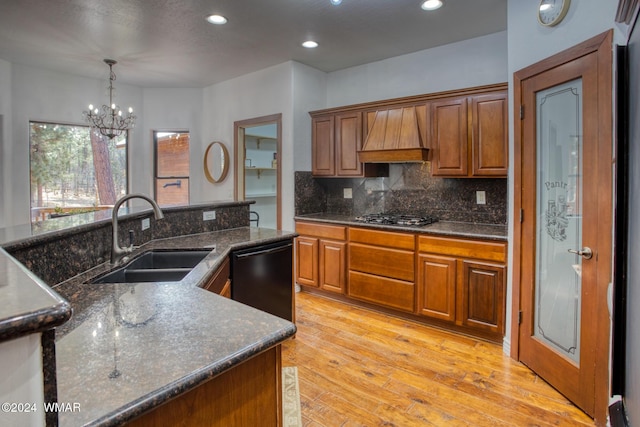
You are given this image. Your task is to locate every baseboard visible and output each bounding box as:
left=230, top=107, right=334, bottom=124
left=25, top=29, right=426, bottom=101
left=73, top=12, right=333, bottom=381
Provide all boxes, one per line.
left=609, top=399, right=629, bottom=427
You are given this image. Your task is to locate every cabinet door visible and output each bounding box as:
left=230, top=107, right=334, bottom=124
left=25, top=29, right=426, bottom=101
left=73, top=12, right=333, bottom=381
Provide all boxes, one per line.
left=311, top=115, right=335, bottom=176
left=431, top=97, right=468, bottom=176
left=295, top=236, right=319, bottom=287
left=335, top=112, right=363, bottom=177
left=470, top=92, right=508, bottom=176
left=417, top=254, right=456, bottom=322
left=204, top=257, right=230, bottom=295
left=319, top=240, right=346, bottom=293
left=459, top=260, right=505, bottom=335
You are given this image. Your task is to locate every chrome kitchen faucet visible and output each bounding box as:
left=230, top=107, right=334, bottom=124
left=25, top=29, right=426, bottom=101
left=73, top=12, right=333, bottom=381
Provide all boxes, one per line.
left=110, top=193, right=164, bottom=264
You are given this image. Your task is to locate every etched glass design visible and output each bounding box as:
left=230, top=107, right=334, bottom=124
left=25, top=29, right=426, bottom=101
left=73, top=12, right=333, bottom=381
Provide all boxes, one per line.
left=534, top=78, right=582, bottom=364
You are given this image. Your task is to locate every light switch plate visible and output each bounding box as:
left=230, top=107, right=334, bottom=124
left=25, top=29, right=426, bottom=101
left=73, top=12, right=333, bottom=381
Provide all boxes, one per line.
left=476, top=191, right=486, bottom=205
left=141, top=218, right=150, bottom=230
left=203, top=210, right=216, bottom=221
left=343, top=188, right=353, bottom=199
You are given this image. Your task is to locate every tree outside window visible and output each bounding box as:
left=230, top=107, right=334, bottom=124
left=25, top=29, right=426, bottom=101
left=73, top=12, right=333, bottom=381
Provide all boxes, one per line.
left=29, top=122, right=127, bottom=222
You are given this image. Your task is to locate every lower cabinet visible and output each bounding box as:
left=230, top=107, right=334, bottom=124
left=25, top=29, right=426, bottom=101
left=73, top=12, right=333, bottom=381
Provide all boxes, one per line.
left=295, top=221, right=347, bottom=294
left=203, top=257, right=231, bottom=298
left=417, top=235, right=507, bottom=340
left=295, top=221, right=507, bottom=342
left=127, top=346, right=282, bottom=427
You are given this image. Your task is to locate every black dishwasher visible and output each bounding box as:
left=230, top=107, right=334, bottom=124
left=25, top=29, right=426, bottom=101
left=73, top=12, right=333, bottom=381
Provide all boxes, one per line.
left=230, top=239, right=293, bottom=321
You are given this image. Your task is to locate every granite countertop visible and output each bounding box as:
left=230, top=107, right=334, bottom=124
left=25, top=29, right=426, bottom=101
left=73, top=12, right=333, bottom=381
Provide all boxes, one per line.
left=0, top=247, right=71, bottom=342
left=294, top=213, right=507, bottom=241
left=52, top=227, right=297, bottom=427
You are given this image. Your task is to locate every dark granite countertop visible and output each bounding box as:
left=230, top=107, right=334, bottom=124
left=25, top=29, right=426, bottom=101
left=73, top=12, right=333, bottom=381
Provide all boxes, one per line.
left=53, top=227, right=297, bottom=427
left=294, top=213, right=507, bottom=241
left=0, top=248, right=72, bottom=342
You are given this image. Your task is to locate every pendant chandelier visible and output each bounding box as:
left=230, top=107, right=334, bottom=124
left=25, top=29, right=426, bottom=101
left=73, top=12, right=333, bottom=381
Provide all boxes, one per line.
left=83, top=59, right=136, bottom=140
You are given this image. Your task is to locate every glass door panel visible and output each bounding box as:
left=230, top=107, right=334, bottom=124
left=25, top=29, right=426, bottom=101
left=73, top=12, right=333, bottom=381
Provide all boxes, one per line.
left=534, top=79, right=583, bottom=364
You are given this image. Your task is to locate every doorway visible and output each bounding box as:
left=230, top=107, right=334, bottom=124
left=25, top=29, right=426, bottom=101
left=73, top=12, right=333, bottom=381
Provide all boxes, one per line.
left=234, top=114, right=282, bottom=230
left=512, top=31, right=613, bottom=424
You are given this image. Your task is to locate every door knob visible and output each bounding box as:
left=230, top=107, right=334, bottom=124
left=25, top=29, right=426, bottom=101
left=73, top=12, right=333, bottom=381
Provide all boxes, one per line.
left=567, top=247, right=593, bottom=260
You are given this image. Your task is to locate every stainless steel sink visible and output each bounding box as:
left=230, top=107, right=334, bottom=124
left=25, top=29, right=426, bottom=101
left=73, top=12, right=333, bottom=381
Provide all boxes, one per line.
left=91, top=250, right=211, bottom=283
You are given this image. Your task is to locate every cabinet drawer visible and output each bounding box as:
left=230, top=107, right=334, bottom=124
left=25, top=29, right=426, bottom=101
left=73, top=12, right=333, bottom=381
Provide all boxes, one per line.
left=296, top=221, right=347, bottom=241
left=418, top=235, right=506, bottom=263
left=349, top=227, right=415, bottom=250
left=348, top=270, right=414, bottom=312
left=349, top=243, right=414, bottom=282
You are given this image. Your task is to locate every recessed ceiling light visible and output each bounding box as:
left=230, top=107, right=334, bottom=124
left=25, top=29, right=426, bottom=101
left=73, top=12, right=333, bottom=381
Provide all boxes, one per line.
left=302, top=40, right=318, bottom=48
left=421, top=0, right=443, bottom=11
left=206, top=14, right=228, bottom=25
left=330, top=0, right=342, bottom=5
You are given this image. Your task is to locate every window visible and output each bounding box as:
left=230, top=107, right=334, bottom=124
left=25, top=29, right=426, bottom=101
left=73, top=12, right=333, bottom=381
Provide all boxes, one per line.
left=154, top=131, right=189, bottom=207
left=29, top=122, right=128, bottom=222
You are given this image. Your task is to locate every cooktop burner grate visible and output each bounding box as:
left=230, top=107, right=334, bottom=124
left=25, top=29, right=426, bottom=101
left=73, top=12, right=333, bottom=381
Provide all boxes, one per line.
left=353, top=213, right=437, bottom=227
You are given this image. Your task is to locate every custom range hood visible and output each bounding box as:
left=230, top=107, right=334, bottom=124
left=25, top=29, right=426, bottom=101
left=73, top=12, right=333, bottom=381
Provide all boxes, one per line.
left=358, top=104, right=429, bottom=163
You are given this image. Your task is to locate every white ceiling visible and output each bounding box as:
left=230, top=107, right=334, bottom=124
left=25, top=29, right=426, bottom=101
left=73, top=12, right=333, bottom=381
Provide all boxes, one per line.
left=0, top=0, right=507, bottom=88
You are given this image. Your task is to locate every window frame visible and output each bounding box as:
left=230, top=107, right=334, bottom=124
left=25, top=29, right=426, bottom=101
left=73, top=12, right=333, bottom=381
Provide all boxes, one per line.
left=153, top=130, right=190, bottom=206
left=28, top=120, right=129, bottom=222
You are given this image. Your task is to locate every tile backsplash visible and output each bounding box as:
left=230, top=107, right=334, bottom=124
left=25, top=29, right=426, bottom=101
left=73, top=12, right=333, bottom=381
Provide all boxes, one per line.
left=295, top=163, right=507, bottom=225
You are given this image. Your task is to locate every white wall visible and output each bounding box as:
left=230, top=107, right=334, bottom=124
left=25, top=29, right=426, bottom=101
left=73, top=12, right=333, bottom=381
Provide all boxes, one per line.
left=0, top=58, right=11, bottom=228
left=201, top=62, right=296, bottom=230
left=7, top=64, right=144, bottom=225
left=326, top=31, right=508, bottom=107
left=505, top=0, right=620, bottom=368
left=142, top=88, right=203, bottom=202
left=292, top=62, right=327, bottom=173
left=0, top=334, right=45, bottom=427
left=624, top=14, right=640, bottom=425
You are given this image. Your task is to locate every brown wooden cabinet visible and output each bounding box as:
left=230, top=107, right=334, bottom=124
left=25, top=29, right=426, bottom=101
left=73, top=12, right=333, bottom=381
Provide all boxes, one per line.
left=311, top=115, right=335, bottom=176
left=294, top=220, right=507, bottom=341
left=295, top=221, right=347, bottom=294
left=203, top=257, right=231, bottom=298
left=417, top=235, right=507, bottom=340
left=348, top=227, right=416, bottom=312
left=431, top=91, right=508, bottom=178
left=311, top=112, right=388, bottom=178
left=127, top=346, right=283, bottom=427
left=416, top=253, right=457, bottom=322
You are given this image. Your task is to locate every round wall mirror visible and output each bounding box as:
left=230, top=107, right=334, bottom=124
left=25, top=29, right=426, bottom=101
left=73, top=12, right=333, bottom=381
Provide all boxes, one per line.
left=204, top=141, right=229, bottom=183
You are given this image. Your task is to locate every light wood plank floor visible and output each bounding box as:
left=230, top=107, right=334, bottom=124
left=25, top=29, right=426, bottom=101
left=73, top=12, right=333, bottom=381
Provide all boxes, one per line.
left=281, top=291, right=595, bottom=427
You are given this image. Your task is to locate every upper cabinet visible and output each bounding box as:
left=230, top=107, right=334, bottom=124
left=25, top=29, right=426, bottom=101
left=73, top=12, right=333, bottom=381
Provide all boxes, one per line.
left=431, top=91, right=508, bottom=177
left=310, top=84, right=507, bottom=178
left=311, top=111, right=388, bottom=177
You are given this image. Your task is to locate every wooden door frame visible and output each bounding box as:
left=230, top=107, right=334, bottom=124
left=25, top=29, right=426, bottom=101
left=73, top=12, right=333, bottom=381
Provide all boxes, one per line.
left=233, top=114, right=283, bottom=230
left=511, top=30, right=613, bottom=424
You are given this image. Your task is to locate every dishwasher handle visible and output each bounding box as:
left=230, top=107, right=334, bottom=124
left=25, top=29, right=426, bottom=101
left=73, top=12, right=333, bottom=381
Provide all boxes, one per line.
left=232, top=241, right=292, bottom=259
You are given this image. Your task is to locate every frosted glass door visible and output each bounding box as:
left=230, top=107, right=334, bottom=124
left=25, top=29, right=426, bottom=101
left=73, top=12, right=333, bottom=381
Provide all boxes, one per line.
left=534, top=79, right=583, bottom=364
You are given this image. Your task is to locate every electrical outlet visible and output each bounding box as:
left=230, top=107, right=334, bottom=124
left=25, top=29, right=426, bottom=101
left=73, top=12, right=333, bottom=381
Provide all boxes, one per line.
left=476, top=191, right=486, bottom=205
left=141, top=218, right=150, bottom=230
left=343, top=188, right=353, bottom=199
left=203, top=210, right=216, bottom=221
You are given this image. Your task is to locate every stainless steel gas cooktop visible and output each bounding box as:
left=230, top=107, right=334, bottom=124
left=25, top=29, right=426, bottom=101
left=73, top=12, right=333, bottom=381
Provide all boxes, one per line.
left=353, top=213, right=437, bottom=227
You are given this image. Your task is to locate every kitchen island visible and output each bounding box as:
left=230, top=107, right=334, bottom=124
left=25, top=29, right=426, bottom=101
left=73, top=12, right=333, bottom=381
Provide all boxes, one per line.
left=54, top=228, right=297, bottom=427
left=0, top=201, right=297, bottom=427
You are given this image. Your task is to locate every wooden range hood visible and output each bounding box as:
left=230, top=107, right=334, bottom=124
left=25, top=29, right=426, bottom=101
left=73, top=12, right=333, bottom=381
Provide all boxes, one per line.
left=358, top=104, right=429, bottom=163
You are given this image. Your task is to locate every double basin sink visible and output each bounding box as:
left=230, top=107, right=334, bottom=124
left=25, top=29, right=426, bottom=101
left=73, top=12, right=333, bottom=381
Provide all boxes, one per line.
left=92, top=250, right=211, bottom=284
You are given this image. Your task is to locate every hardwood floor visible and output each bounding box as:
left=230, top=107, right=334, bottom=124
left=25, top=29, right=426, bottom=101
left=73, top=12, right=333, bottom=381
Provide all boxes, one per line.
left=281, top=291, right=595, bottom=427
